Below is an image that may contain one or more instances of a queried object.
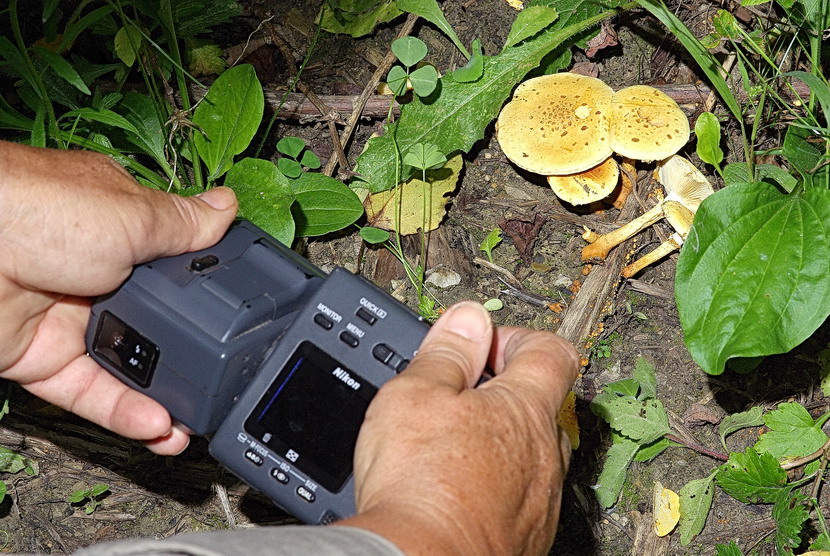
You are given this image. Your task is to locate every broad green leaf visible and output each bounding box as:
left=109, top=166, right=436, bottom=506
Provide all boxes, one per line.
left=695, top=112, right=724, bottom=168
left=783, top=71, right=830, bottom=131
left=633, top=436, right=677, bottom=462
left=632, top=356, right=657, bottom=401
left=774, top=491, right=808, bottom=552
left=360, top=226, right=391, bottom=244
left=391, top=37, right=427, bottom=67
left=715, top=541, right=744, bottom=556
left=403, top=143, right=446, bottom=171
left=721, top=163, right=749, bottom=186
left=783, top=125, right=823, bottom=178
left=386, top=65, right=409, bottom=97
left=590, top=395, right=670, bottom=443
left=319, top=0, right=402, bottom=38
left=0, top=447, right=32, bottom=474
left=114, top=25, right=143, bottom=67
left=504, top=5, right=559, bottom=49
left=291, top=173, right=364, bottom=237
left=395, top=0, right=470, bottom=59
left=32, top=47, right=91, bottom=95
left=809, top=532, right=830, bottom=550
left=193, top=64, right=264, bottom=181
left=679, top=474, right=716, bottom=545
left=716, top=447, right=790, bottom=504
left=300, top=150, right=321, bottom=169
left=353, top=2, right=627, bottom=192
left=755, top=402, right=829, bottom=468
left=278, top=158, right=303, bottom=179
left=594, top=434, right=639, bottom=508
left=277, top=136, right=306, bottom=159
left=676, top=183, right=830, bottom=375
left=68, top=490, right=86, bottom=503
left=63, top=108, right=140, bottom=136
left=409, top=64, right=439, bottom=97
left=719, top=406, right=764, bottom=450
left=712, top=10, right=740, bottom=39
left=90, top=484, right=110, bottom=497
left=603, top=378, right=640, bottom=397
left=479, top=227, right=503, bottom=258
left=224, top=158, right=296, bottom=246
left=188, top=43, right=226, bottom=77
left=756, top=165, right=798, bottom=193
left=0, top=480, right=5, bottom=504
left=116, top=92, right=168, bottom=168
left=451, top=39, right=484, bottom=83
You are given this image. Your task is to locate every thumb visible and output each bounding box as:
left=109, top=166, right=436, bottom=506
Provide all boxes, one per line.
left=129, top=186, right=238, bottom=264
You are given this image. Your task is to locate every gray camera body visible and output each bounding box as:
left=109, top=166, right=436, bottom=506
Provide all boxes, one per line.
left=85, top=220, right=428, bottom=524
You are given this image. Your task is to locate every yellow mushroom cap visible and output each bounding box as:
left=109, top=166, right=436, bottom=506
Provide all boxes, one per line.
left=609, top=85, right=690, bottom=161
left=656, top=154, right=714, bottom=212
left=496, top=73, right=614, bottom=175
left=547, top=156, right=619, bottom=205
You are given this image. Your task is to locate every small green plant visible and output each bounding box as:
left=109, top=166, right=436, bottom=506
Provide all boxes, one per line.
left=591, top=332, right=619, bottom=359
left=68, top=483, right=110, bottom=515
left=479, top=227, right=503, bottom=263
left=276, top=137, right=322, bottom=179
left=0, top=382, right=39, bottom=507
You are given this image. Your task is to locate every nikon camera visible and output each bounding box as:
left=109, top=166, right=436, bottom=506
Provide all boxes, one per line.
left=85, top=220, right=429, bottom=524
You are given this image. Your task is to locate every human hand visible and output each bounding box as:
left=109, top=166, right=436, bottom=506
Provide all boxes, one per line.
left=0, top=141, right=238, bottom=455
left=338, top=301, right=579, bottom=555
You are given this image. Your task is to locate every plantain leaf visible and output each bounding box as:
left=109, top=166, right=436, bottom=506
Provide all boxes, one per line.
left=676, top=183, right=830, bottom=375
left=290, top=173, right=364, bottom=237
left=504, top=5, right=559, bottom=49
left=353, top=0, right=627, bottom=193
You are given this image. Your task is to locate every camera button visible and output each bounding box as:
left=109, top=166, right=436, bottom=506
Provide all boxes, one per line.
left=313, top=313, right=334, bottom=330
left=356, top=308, right=377, bottom=325
left=270, top=468, right=290, bottom=484
left=320, top=511, right=340, bottom=525
left=339, top=331, right=359, bottom=348
left=372, top=343, right=394, bottom=364
left=244, top=449, right=264, bottom=466
left=189, top=254, right=219, bottom=272
left=297, top=486, right=316, bottom=503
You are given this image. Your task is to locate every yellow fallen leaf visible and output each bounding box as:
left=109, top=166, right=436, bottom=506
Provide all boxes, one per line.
left=505, top=0, right=524, bottom=9
left=800, top=553, right=830, bottom=556
left=556, top=390, right=580, bottom=450
left=364, top=154, right=462, bottom=235
left=653, top=481, right=680, bottom=537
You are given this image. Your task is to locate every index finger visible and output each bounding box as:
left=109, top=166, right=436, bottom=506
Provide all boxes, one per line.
left=483, top=327, right=580, bottom=416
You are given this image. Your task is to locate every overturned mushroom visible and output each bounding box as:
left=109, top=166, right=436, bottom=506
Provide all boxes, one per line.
left=496, top=73, right=614, bottom=175
left=546, top=156, right=620, bottom=205
left=581, top=154, right=713, bottom=262
left=621, top=201, right=694, bottom=277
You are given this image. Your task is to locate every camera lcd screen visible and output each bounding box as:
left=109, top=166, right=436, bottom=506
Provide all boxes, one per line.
left=244, top=341, right=378, bottom=493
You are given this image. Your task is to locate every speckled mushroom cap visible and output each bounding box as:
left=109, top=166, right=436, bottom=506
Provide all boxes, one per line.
left=496, top=73, right=614, bottom=175
left=609, top=85, right=690, bottom=161
left=656, top=154, right=714, bottom=212
left=547, top=156, right=619, bottom=205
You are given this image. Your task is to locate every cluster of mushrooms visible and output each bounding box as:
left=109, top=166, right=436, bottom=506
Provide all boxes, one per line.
left=496, top=73, right=714, bottom=277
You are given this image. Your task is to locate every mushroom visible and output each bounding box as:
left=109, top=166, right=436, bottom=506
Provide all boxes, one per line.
left=496, top=73, right=614, bottom=175
left=610, top=85, right=690, bottom=162
left=620, top=200, right=694, bottom=277
left=581, top=154, right=713, bottom=262
left=546, top=156, right=620, bottom=205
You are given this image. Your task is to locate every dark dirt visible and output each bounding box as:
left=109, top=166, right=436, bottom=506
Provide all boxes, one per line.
left=2, top=1, right=828, bottom=554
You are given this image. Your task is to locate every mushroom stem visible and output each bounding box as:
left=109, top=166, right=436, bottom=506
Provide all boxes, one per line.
left=621, top=233, right=683, bottom=278
left=581, top=201, right=665, bottom=261
left=582, top=226, right=600, bottom=244
left=610, top=157, right=636, bottom=210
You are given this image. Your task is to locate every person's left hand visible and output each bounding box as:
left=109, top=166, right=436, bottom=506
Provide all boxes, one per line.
left=0, top=142, right=238, bottom=454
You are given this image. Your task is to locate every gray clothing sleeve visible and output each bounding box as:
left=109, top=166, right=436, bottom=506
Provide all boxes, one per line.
left=71, top=526, right=405, bottom=556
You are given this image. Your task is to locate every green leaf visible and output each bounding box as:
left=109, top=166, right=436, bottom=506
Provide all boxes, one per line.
left=278, top=158, right=303, bottom=179
left=68, top=490, right=87, bottom=503
left=783, top=125, right=823, bottom=178
left=676, top=183, right=830, bottom=375
left=193, top=64, right=264, bottom=181
left=223, top=158, right=296, bottom=246
left=360, top=226, right=391, bottom=244
left=451, top=39, right=484, bottom=83
left=32, top=47, right=91, bottom=95
left=695, top=112, right=724, bottom=168
left=719, top=406, right=764, bottom=450
left=483, top=298, right=504, bottom=311
left=89, top=484, right=110, bottom=497
left=290, top=173, right=364, bottom=237
left=479, top=227, right=503, bottom=259
left=716, top=447, right=790, bottom=504
left=679, top=474, right=716, bottom=545
left=810, top=532, right=830, bottom=551
left=114, top=25, right=143, bottom=67
left=783, top=73, right=830, bottom=131
left=116, top=92, right=168, bottom=169
left=594, top=434, right=639, bottom=508
left=715, top=541, right=744, bottom=556
left=773, top=491, right=808, bottom=552
left=395, top=0, right=470, bottom=59
left=31, top=108, right=46, bottom=147
left=633, top=436, right=677, bottom=462
left=0, top=447, right=34, bottom=475
left=632, top=356, right=657, bottom=400
left=590, top=395, right=670, bottom=443
left=353, top=3, right=625, bottom=192
left=188, top=43, right=226, bottom=77
left=386, top=65, right=409, bottom=97
left=604, top=378, right=640, bottom=398
left=756, top=164, right=798, bottom=193
left=504, top=5, right=559, bottom=49
left=63, top=107, right=140, bottom=136
left=409, top=64, right=439, bottom=98
left=277, top=136, right=306, bottom=159
left=300, top=150, right=321, bottom=169
left=755, top=402, right=828, bottom=466
left=391, top=36, right=428, bottom=67
left=319, top=0, right=402, bottom=38
left=403, top=143, right=446, bottom=171
left=0, top=480, right=5, bottom=504
left=712, top=9, right=740, bottom=38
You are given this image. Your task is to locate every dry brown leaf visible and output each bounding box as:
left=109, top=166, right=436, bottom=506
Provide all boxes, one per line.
left=585, top=21, right=619, bottom=58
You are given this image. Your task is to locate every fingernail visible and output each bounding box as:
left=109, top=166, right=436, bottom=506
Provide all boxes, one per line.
left=439, top=301, right=491, bottom=341
left=196, top=187, right=236, bottom=211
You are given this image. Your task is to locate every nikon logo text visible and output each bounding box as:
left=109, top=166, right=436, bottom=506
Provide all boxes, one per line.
left=332, top=368, right=361, bottom=390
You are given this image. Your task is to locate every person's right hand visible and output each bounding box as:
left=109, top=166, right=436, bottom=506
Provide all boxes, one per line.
left=338, top=301, right=579, bottom=555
